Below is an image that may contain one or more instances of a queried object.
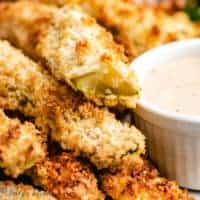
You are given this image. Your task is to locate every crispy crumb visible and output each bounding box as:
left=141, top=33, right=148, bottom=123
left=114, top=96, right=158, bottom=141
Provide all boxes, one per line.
left=29, top=153, right=104, bottom=200
left=0, top=1, right=140, bottom=109
left=31, top=0, right=200, bottom=60
left=0, top=109, right=46, bottom=178
left=0, top=40, right=145, bottom=170
left=101, top=158, right=193, bottom=200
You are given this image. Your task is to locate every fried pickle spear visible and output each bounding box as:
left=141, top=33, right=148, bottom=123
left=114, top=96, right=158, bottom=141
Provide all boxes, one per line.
left=0, top=1, right=56, bottom=59
left=0, top=1, right=140, bottom=109
left=0, top=181, right=57, bottom=200
left=28, top=152, right=104, bottom=200
left=101, top=158, right=193, bottom=200
left=31, top=0, right=199, bottom=60
left=0, top=109, right=46, bottom=178
left=0, top=40, right=145, bottom=170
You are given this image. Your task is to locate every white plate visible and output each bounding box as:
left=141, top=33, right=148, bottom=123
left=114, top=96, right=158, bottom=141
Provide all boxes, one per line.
left=190, top=191, right=200, bottom=199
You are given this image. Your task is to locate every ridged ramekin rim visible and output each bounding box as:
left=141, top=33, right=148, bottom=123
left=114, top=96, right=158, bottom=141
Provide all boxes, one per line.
left=131, top=39, right=200, bottom=124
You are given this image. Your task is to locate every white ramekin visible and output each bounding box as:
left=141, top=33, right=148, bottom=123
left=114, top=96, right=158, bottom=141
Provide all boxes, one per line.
left=131, top=39, right=200, bottom=190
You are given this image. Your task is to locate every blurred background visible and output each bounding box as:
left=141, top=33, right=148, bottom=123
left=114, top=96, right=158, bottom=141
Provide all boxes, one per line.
left=133, top=0, right=200, bottom=20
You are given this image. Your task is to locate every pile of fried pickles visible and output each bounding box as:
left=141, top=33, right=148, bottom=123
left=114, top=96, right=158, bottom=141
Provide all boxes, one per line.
left=0, top=0, right=199, bottom=199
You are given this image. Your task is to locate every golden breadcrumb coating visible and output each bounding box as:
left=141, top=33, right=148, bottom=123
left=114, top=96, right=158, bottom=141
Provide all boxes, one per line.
left=0, top=1, right=140, bottom=109
left=93, top=0, right=199, bottom=59
left=0, top=109, right=46, bottom=178
left=0, top=0, right=56, bottom=59
left=31, top=0, right=200, bottom=60
left=37, top=5, right=140, bottom=108
left=101, top=158, right=193, bottom=200
left=0, top=181, right=56, bottom=200
left=0, top=40, right=145, bottom=170
left=28, top=152, right=104, bottom=200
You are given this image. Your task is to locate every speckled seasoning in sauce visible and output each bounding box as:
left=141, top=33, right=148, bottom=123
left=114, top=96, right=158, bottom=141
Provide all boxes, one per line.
left=143, top=56, right=200, bottom=117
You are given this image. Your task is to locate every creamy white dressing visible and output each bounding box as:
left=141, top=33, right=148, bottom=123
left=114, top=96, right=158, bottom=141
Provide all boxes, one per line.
left=143, top=56, right=200, bottom=117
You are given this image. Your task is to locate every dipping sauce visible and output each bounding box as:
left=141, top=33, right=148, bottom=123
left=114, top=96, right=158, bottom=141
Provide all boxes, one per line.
left=143, top=56, right=200, bottom=117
